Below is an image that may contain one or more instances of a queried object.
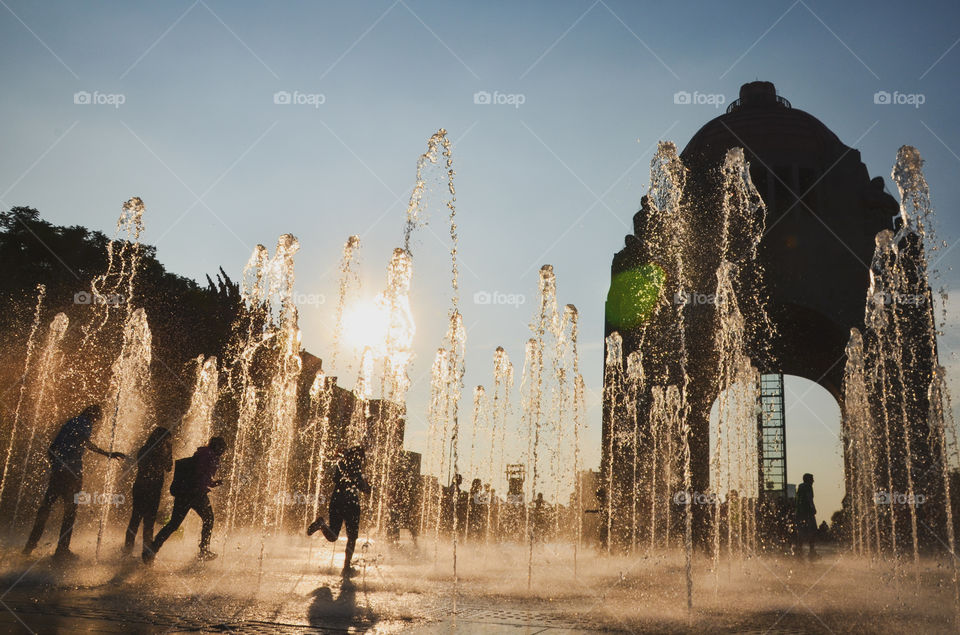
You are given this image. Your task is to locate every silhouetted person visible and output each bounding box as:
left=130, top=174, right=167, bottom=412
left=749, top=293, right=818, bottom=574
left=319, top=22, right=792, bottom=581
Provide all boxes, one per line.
left=795, top=473, right=817, bottom=558
left=818, top=520, right=831, bottom=542
left=307, top=446, right=371, bottom=577
left=24, top=405, right=126, bottom=560
left=456, top=483, right=469, bottom=538
left=441, top=473, right=463, bottom=534
left=532, top=492, right=546, bottom=541
left=467, top=478, right=483, bottom=540
left=595, top=486, right=608, bottom=550
left=123, top=426, right=172, bottom=557
left=487, top=486, right=501, bottom=541
left=727, top=489, right=741, bottom=548
left=144, top=436, right=226, bottom=564
left=387, top=455, right=420, bottom=546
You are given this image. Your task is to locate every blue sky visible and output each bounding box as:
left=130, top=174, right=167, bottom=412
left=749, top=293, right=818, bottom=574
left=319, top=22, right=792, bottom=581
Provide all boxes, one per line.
left=3, top=0, right=960, bottom=519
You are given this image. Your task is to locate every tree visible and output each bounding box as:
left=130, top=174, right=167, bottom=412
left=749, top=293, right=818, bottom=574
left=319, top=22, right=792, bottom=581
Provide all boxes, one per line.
left=0, top=206, right=242, bottom=419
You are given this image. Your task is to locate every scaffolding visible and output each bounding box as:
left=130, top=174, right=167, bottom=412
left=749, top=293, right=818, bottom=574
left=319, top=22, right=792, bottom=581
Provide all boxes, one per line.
left=757, top=373, right=787, bottom=499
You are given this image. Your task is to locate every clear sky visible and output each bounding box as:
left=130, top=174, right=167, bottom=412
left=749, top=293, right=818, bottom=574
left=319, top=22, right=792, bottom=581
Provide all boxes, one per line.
left=3, top=0, right=960, bottom=521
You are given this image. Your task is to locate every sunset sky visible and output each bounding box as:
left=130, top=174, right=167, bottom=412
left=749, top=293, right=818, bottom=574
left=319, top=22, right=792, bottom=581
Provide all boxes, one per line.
left=3, top=0, right=959, bottom=520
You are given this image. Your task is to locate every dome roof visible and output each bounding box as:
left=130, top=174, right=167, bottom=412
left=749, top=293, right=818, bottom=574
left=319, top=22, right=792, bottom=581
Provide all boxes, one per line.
left=681, top=82, right=846, bottom=166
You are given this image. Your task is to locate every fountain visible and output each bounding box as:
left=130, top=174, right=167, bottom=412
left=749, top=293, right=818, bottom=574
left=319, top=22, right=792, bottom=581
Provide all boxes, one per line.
left=834, top=146, right=955, bottom=601
left=0, top=110, right=958, bottom=633
left=75, top=197, right=146, bottom=405
left=221, top=234, right=302, bottom=537
left=94, top=306, right=152, bottom=559
left=4, top=310, right=69, bottom=527
left=592, top=87, right=959, bottom=626
left=0, top=284, right=46, bottom=519
left=177, top=355, right=219, bottom=460
left=304, top=370, right=334, bottom=529
left=486, top=346, right=514, bottom=543
left=330, top=235, right=361, bottom=374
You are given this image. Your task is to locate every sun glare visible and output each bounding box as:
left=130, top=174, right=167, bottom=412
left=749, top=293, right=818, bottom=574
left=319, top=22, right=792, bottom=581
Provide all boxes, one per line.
left=342, top=296, right=391, bottom=356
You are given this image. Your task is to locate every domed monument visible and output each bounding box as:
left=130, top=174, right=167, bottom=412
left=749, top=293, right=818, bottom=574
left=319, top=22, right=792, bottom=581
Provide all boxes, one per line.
left=603, top=81, right=947, bottom=552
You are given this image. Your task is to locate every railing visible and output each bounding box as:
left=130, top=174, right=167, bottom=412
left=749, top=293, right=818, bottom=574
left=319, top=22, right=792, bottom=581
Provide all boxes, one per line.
left=726, top=95, right=792, bottom=114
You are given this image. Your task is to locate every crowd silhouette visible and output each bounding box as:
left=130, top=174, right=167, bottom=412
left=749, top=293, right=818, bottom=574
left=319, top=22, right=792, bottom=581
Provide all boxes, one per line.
left=15, top=403, right=827, bottom=579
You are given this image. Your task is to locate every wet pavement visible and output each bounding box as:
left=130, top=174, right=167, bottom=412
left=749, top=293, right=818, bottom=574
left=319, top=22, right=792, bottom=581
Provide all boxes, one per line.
left=0, top=532, right=956, bottom=633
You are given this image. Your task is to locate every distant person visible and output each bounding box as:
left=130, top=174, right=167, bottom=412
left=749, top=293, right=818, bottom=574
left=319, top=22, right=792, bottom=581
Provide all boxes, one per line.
left=795, top=473, right=817, bottom=558
left=818, top=520, right=831, bottom=541
left=727, top=489, right=741, bottom=548
left=456, top=482, right=469, bottom=538
left=123, top=426, right=172, bottom=558
left=307, top=446, right=371, bottom=577
left=467, top=478, right=483, bottom=540
left=442, top=473, right=463, bottom=534
left=144, top=436, right=226, bottom=564
left=595, top=486, right=608, bottom=550
left=532, top=492, right=547, bottom=541
left=487, top=486, right=501, bottom=541
left=387, top=454, right=420, bottom=546
left=23, top=405, right=127, bottom=560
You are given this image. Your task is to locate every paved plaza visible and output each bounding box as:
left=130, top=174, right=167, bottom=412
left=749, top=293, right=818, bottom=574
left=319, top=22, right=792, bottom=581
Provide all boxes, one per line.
left=0, top=530, right=957, bottom=633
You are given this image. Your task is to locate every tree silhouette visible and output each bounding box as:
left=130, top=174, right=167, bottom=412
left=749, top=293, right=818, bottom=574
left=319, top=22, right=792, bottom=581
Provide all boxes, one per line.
left=0, top=206, right=242, bottom=420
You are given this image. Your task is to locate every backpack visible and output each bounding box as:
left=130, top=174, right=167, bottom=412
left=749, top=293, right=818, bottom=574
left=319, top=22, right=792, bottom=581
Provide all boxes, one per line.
left=170, top=456, right=197, bottom=497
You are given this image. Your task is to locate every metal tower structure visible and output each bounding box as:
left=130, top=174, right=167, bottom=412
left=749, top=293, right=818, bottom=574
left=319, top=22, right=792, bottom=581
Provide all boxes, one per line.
left=757, top=373, right=787, bottom=499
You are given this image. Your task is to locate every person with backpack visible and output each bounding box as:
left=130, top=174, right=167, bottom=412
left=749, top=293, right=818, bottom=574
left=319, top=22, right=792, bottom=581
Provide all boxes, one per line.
left=23, top=404, right=127, bottom=560
left=123, top=426, right=172, bottom=557
left=143, top=436, right=226, bottom=564
left=307, top=445, right=371, bottom=577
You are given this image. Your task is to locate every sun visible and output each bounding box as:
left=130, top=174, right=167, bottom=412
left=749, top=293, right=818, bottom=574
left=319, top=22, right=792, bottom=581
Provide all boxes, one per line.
left=342, top=297, right=391, bottom=356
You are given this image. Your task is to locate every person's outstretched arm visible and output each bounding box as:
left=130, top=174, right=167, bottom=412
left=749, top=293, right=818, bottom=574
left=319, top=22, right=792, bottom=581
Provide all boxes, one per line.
left=84, top=439, right=126, bottom=459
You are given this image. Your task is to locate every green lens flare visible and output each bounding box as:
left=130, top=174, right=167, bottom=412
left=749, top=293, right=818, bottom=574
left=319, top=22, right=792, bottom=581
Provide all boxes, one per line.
left=605, top=263, right=665, bottom=330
